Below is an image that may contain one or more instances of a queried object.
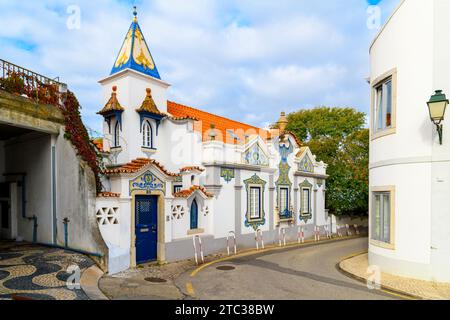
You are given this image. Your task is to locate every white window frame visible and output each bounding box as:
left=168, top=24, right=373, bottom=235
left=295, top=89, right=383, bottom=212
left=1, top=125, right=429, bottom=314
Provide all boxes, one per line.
left=371, top=69, right=397, bottom=140
left=279, top=187, right=289, bottom=214
left=301, top=188, right=311, bottom=215
left=249, top=186, right=261, bottom=220
left=142, top=120, right=153, bottom=148
left=370, top=186, right=396, bottom=250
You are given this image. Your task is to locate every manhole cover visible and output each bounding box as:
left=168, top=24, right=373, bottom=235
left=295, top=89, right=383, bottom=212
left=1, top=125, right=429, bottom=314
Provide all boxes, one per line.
left=216, top=265, right=236, bottom=271
left=145, top=277, right=167, bottom=283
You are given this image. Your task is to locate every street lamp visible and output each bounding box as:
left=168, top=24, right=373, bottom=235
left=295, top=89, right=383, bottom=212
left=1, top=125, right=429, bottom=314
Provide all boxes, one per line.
left=427, top=90, right=449, bottom=145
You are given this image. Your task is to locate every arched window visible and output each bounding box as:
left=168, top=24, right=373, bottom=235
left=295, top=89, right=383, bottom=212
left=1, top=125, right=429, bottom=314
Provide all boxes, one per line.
left=142, top=120, right=152, bottom=148
left=114, top=121, right=120, bottom=147
left=190, top=199, right=198, bottom=230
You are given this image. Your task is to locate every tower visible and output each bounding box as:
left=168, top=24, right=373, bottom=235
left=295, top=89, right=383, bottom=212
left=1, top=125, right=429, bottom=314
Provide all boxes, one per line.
left=98, top=7, right=170, bottom=164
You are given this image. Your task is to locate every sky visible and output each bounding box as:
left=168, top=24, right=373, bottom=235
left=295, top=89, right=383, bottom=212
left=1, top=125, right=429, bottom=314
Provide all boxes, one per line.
left=0, top=0, right=399, bottom=135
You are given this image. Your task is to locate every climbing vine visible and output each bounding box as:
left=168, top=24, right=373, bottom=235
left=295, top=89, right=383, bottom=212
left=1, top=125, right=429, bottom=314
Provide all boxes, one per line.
left=59, top=91, right=103, bottom=192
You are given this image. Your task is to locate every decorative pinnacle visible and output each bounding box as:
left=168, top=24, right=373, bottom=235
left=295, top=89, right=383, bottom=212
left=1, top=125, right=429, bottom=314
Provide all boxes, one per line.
left=133, top=6, right=138, bottom=22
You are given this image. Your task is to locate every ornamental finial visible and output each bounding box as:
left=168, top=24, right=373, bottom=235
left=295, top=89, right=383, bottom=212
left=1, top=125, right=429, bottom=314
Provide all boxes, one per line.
left=133, top=6, right=138, bottom=22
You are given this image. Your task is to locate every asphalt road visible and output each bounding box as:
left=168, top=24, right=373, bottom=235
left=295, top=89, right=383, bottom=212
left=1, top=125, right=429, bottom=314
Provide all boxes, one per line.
left=178, top=237, right=397, bottom=300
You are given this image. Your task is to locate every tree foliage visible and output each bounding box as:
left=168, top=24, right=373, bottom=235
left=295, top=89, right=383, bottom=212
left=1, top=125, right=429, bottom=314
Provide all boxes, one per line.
left=286, top=107, right=369, bottom=216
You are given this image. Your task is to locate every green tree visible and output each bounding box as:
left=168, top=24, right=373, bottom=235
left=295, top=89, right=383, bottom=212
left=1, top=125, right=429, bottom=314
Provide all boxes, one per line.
left=285, top=107, right=369, bottom=216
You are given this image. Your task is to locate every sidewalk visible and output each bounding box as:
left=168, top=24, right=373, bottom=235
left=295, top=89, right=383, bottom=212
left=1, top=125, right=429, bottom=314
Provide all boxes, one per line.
left=339, top=253, right=450, bottom=300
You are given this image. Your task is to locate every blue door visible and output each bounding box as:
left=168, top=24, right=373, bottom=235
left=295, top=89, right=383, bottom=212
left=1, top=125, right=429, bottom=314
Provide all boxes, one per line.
left=190, top=200, right=198, bottom=230
left=135, top=195, right=158, bottom=264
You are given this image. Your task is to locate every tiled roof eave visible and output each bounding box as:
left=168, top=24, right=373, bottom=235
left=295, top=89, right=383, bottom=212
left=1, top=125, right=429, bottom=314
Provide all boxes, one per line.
left=104, top=158, right=181, bottom=178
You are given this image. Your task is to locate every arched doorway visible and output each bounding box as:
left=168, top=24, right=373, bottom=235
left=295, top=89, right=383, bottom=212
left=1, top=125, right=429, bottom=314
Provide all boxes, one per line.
left=190, top=199, right=198, bottom=230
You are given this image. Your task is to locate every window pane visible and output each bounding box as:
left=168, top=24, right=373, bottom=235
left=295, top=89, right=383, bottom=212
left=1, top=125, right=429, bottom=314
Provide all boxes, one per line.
left=376, top=87, right=383, bottom=131
left=385, top=80, right=392, bottom=128
left=250, top=187, right=260, bottom=219
left=280, top=188, right=288, bottom=213
left=373, top=194, right=381, bottom=241
left=301, top=189, right=310, bottom=214
left=382, top=194, right=391, bottom=243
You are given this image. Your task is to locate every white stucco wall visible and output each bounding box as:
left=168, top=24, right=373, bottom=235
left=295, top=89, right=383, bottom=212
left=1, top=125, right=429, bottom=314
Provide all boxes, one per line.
left=4, top=132, right=52, bottom=243
left=369, top=0, right=450, bottom=281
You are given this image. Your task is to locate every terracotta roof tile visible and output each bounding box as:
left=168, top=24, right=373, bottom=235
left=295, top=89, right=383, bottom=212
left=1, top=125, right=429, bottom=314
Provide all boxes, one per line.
left=97, top=192, right=121, bottom=198
left=173, top=185, right=213, bottom=198
left=136, top=88, right=165, bottom=116
left=180, top=166, right=205, bottom=173
left=104, top=158, right=180, bottom=177
left=92, top=138, right=104, bottom=152
left=98, top=86, right=125, bottom=115
left=167, top=101, right=270, bottom=144
left=296, top=147, right=308, bottom=158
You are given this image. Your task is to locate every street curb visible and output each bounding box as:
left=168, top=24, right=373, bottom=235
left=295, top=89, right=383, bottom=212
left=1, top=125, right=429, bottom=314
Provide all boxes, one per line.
left=337, top=252, right=422, bottom=300
left=190, top=235, right=367, bottom=278
left=80, top=265, right=110, bottom=300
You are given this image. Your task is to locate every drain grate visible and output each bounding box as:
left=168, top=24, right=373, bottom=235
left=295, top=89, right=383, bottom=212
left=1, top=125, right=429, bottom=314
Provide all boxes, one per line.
left=145, top=277, right=167, bottom=283
left=216, top=265, right=236, bottom=271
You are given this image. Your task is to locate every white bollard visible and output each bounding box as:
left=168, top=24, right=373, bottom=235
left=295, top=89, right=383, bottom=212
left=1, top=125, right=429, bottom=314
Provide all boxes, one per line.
left=278, top=227, right=287, bottom=247
left=298, top=226, right=305, bottom=244
left=346, top=224, right=352, bottom=236
left=227, top=231, right=237, bottom=256
left=314, top=226, right=321, bottom=242
left=193, top=235, right=204, bottom=265
left=354, top=224, right=360, bottom=235
left=255, top=229, right=264, bottom=250
left=337, top=225, right=343, bottom=237
left=324, top=225, right=331, bottom=239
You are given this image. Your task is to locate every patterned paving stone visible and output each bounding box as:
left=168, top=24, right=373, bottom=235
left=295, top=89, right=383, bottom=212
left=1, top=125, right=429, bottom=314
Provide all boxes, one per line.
left=0, top=241, right=95, bottom=300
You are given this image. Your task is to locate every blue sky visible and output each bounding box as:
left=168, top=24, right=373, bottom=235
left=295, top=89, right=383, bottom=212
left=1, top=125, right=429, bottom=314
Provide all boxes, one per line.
left=0, top=0, right=398, bottom=135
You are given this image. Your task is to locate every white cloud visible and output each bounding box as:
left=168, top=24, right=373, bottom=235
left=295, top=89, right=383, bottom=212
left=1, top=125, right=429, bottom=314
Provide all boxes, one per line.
left=0, top=0, right=399, bottom=133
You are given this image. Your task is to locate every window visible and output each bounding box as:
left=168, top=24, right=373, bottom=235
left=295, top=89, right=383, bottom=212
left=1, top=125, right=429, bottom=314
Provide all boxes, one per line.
left=142, top=120, right=152, bottom=148
left=301, top=188, right=311, bottom=214
left=173, top=185, right=182, bottom=194
left=279, top=187, right=289, bottom=214
left=249, top=187, right=261, bottom=219
left=114, top=121, right=120, bottom=147
left=372, top=192, right=392, bottom=244
left=190, top=199, right=198, bottom=230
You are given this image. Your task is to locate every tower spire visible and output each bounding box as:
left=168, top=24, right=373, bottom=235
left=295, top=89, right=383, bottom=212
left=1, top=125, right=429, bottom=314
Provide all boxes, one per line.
left=133, top=6, right=138, bottom=22
left=110, top=7, right=161, bottom=79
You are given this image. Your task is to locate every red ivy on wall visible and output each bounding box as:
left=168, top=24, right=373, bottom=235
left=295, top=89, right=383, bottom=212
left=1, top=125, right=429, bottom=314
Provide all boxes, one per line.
left=59, top=91, right=103, bottom=192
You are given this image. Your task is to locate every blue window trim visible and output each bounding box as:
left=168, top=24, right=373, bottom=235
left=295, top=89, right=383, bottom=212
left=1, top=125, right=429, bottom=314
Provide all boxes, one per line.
left=114, top=121, right=121, bottom=147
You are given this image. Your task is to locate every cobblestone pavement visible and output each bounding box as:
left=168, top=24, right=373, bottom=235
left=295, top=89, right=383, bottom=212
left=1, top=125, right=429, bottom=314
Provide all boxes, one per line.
left=340, top=253, right=450, bottom=300
left=100, top=254, right=225, bottom=300
left=0, top=241, right=94, bottom=300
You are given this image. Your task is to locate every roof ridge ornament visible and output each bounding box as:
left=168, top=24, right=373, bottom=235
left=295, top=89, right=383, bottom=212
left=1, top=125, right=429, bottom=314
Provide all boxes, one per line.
left=133, top=6, right=138, bottom=22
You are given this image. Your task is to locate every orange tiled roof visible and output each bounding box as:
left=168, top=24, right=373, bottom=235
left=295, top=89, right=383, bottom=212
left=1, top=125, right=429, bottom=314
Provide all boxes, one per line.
left=167, top=101, right=270, bottom=144
left=97, top=192, right=121, bottom=198
left=98, top=86, right=125, bottom=115
left=296, top=146, right=308, bottom=158
left=92, top=138, right=104, bottom=152
left=173, top=185, right=213, bottom=198
left=180, top=166, right=205, bottom=173
left=104, top=158, right=180, bottom=177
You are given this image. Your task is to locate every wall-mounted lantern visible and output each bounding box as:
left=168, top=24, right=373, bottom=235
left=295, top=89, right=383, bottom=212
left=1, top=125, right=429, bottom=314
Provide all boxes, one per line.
left=427, top=90, right=449, bottom=145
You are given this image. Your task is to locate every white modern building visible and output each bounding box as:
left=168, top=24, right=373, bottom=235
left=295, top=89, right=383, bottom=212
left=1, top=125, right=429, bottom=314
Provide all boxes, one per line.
left=369, top=0, right=450, bottom=282
left=94, top=9, right=329, bottom=274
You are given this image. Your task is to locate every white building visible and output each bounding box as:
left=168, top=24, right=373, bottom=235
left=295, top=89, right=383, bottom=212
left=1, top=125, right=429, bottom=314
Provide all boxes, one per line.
left=95, top=10, right=328, bottom=274
left=369, top=0, right=450, bottom=282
